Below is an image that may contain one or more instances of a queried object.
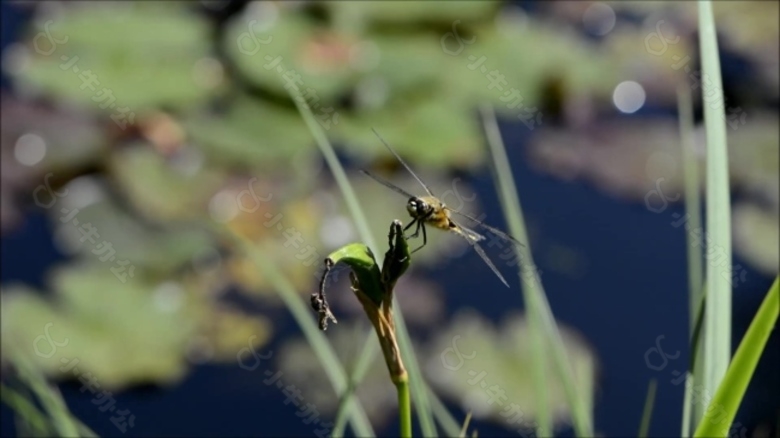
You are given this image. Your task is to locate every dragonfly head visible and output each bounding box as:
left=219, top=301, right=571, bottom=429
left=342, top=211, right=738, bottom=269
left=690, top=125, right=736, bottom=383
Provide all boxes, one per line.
left=407, top=197, right=433, bottom=219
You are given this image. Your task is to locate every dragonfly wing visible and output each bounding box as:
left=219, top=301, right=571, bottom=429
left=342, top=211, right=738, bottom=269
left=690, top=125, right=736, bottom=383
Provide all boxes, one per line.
left=449, top=209, right=525, bottom=248
left=470, top=240, right=510, bottom=288
left=458, top=224, right=486, bottom=242
left=360, top=170, right=416, bottom=199
left=371, top=128, right=435, bottom=197
left=451, top=218, right=509, bottom=288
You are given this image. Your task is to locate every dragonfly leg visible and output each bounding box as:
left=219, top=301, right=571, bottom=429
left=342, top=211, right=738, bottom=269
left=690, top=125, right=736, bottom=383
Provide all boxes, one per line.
left=407, top=219, right=422, bottom=239
left=403, top=218, right=417, bottom=235
left=410, top=223, right=427, bottom=254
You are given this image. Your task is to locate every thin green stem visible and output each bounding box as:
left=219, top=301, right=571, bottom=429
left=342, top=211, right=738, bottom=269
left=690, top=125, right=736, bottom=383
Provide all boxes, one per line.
left=397, top=377, right=412, bottom=438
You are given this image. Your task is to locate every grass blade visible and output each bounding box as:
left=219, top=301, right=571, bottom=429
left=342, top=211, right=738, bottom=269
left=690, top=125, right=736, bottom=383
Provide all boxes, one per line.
left=8, top=351, right=81, bottom=437
left=286, top=82, right=447, bottom=436
left=331, top=332, right=378, bottom=438
left=697, top=0, right=732, bottom=417
left=694, top=276, right=779, bottom=437
left=458, top=412, right=472, bottom=438
left=678, top=84, right=704, bottom=334
left=1, top=383, right=52, bottom=435
left=429, top=387, right=462, bottom=437
left=480, top=104, right=593, bottom=436
left=684, top=284, right=708, bottom=436
left=677, top=83, right=704, bottom=437
left=638, top=379, right=658, bottom=438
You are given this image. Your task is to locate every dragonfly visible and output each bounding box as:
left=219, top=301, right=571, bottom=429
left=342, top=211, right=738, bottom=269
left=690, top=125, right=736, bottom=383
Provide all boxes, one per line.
left=360, top=129, right=525, bottom=288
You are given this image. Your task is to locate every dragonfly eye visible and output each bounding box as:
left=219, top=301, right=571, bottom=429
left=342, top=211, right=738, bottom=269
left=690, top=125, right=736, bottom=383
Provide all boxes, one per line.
left=407, top=198, right=429, bottom=218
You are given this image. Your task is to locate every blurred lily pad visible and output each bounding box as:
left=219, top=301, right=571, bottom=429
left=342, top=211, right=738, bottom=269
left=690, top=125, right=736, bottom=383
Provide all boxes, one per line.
left=15, top=2, right=221, bottom=111
left=732, top=203, right=779, bottom=276
left=336, top=95, right=485, bottom=170
left=727, top=112, right=779, bottom=206
left=109, top=143, right=225, bottom=222
left=185, top=97, right=317, bottom=171
left=1, top=263, right=198, bottom=388
left=447, top=15, right=621, bottom=113
left=423, top=310, right=596, bottom=429
left=325, top=0, right=500, bottom=25
left=52, top=191, right=214, bottom=276
left=1, top=262, right=272, bottom=388
left=358, top=33, right=457, bottom=99
left=224, top=10, right=355, bottom=102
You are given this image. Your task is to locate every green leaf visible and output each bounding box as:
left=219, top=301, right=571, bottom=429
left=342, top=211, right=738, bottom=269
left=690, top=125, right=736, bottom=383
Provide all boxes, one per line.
left=326, top=242, right=383, bottom=306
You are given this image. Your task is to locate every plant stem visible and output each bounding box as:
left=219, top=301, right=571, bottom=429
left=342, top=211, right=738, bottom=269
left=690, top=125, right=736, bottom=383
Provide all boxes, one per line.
left=396, top=376, right=412, bottom=438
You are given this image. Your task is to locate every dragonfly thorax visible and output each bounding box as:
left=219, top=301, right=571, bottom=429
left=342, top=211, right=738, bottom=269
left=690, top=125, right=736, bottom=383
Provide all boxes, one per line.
left=407, top=197, right=434, bottom=219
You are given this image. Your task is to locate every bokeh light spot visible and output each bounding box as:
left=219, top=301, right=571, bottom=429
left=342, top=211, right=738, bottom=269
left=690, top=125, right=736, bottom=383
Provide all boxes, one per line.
left=14, top=133, right=47, bottom=166
left=612, top=81, right=646, bottom=114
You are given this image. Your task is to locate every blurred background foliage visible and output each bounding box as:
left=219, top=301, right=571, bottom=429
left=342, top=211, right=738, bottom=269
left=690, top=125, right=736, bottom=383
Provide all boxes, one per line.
left=0, top=0, right=777, bottom=436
